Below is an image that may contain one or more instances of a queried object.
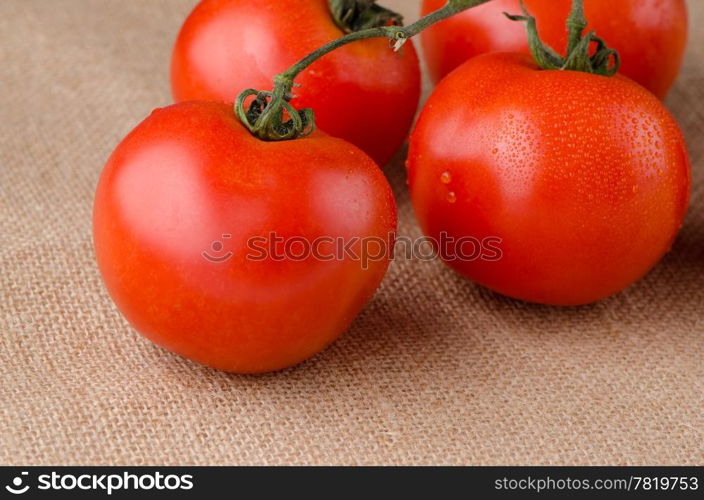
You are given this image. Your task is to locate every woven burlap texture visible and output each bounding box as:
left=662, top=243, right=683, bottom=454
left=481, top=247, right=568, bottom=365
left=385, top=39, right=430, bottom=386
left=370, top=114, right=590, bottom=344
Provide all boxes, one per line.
left=1, top=0, right=703, bottom=465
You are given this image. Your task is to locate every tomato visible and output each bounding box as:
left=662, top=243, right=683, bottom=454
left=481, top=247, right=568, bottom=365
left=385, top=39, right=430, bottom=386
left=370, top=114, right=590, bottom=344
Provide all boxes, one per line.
left=94, top=101, right=396, bottom=373
left=407, top=53, right=691, bottom=306
left=421, top=0, right=688, bottom=99
left=171, top=0, right=421, bottom=166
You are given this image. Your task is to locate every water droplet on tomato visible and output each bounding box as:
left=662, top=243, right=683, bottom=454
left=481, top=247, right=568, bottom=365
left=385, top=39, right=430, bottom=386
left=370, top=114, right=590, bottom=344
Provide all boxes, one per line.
left=447, top=192, right=457, bottom=204
left=440, top=171, right=452, bottom=184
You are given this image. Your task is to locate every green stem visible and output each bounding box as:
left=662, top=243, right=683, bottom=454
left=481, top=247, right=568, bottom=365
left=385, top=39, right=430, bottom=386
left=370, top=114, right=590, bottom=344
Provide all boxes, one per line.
left=565, top=0, right=587, bottom=55
left=505, top=0, right=620, bottom=75
left=236, top=0, right=493, bottom=142
left=284, top=9, right=442, bottom=82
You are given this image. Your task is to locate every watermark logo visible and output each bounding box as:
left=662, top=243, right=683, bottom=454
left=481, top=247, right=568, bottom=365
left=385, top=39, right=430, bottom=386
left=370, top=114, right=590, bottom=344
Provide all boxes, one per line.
left=201, top=231, right=503, bottom=269
left=5, top=472, right=29, bottom=495
left=1, top=471, right=195, bottom=495
left=202, top=234, right=233, bottom=263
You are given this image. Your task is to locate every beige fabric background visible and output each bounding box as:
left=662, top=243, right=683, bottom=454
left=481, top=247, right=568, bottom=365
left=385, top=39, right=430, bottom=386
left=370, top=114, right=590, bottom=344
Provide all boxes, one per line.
left=1, top=0, right=702, bottom=466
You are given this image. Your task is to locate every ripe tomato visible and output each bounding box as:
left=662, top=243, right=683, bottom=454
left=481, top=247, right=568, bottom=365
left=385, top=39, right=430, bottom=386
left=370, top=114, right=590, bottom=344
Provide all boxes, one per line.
left=407, top=53, right=691, bottom=306
left=171, top=0, right=421, bottom=166
left=421, top=0, right=688, bottom=99
left=94, top=101, right=396, bottom=373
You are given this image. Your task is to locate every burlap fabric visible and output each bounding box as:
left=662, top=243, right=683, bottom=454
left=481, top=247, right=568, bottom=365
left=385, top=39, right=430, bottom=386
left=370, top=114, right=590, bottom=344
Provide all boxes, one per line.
left=1, top=0, right=702, bottom=466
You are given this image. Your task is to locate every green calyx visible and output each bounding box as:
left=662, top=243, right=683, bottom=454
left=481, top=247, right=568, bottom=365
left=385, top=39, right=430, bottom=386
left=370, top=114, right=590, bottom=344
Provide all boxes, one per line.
left=235, top=76, right=315, bottom=141
left=505, top=0, right=620, bottom=76
left=328, top=0, right=403, bottom=33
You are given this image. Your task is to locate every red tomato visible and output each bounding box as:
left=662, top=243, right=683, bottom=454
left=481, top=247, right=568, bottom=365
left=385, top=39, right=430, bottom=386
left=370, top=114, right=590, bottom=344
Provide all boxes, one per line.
left=171, top=0, right=421, bottom=166
left=94, top=101, right=396, bottom=373
left=421, top=0, right=688, bottom=99
left=407, top=53, right=691, bottom=306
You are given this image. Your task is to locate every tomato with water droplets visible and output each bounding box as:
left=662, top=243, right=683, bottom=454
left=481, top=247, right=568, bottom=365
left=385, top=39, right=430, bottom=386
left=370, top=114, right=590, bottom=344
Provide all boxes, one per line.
left=407, top=53, right=691, bottom=306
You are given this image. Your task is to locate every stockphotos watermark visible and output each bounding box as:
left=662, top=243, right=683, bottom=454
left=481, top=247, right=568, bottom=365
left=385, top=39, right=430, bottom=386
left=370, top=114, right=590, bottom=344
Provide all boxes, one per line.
left=202, top=232, right=503, bottom=268
left=4, top=470, right=193, bottom=495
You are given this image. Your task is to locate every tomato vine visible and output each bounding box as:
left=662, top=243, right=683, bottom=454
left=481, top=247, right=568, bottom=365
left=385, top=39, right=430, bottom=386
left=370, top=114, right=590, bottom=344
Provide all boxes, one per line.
left=234, top=0, right=495, bottom=141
